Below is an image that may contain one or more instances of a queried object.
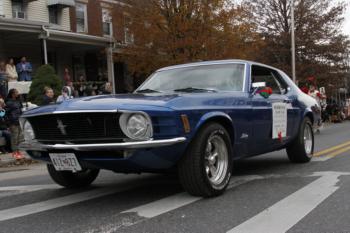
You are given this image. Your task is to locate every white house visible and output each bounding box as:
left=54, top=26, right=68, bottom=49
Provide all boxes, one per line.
left=0, top=0, right=115, bottom=91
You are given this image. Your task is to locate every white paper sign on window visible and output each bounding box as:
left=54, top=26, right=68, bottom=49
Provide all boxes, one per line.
left=272, top=102, right=287, bottom=139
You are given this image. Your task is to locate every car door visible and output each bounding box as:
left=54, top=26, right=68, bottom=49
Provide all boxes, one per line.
left=272, top=70, right=299, bottom=140
left=250, top=65, right=295, bottom=154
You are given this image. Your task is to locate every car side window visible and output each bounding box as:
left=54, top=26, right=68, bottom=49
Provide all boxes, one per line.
left=251, top=65, right=282, bottom=94
left=271, top=71, right=289, bottom=95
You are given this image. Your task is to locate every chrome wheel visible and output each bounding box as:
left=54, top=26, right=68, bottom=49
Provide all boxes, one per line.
left=304, top=124, right=313, bottom=155
left=178, top=123, right=232, bottom=196
left=205, top=133, right=229, bottom=186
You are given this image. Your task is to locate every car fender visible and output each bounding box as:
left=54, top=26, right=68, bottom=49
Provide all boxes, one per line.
left=190, top=111, right=235, bottom=143
left=302, top=107, right=319, bottom=128
left=300, top=108, right=311, bottom=126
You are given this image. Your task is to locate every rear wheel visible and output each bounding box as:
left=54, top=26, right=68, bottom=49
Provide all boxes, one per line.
left=178, top=123, right=233, bottom=197
left=286, top=117, right=314, bottom=163
left=47, top=164, right=100, bottom=188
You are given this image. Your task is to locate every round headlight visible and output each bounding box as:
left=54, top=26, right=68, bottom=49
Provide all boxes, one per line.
left=120, top=113, right=152, bottom=140
left=23, top=121, right=35, bottom=141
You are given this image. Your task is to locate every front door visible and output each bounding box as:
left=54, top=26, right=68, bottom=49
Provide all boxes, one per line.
left=250, top=65, right=295, bottom=154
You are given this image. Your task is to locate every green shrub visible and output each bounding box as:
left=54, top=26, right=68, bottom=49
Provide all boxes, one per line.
left=28, top=65, right=62, bottom=105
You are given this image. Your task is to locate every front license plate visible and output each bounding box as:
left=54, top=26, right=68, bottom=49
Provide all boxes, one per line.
left=49, top=153, right=82, bottom=172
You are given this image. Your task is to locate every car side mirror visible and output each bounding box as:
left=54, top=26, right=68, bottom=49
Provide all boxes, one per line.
left=250, top=82, right=266, bottom=96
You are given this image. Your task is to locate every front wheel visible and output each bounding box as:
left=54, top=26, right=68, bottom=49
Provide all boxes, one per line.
left=286, top=117, right=314, bottom=163
left=47, top=164, right=100, bottom=188
left=178, top=123, right=233, bottom=197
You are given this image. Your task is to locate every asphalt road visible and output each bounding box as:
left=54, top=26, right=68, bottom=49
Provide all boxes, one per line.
left=1, top=122, right=350, bottom=233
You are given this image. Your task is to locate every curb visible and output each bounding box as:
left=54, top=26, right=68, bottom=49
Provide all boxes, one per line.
left=0, top=158, right=37, bottom=168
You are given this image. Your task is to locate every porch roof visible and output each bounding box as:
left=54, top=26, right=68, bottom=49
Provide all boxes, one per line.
left=47, top=0, right=75, bottom=7
left=0, top=18, right=113, bottom=47
left=45, top=29, right=113, bottom=47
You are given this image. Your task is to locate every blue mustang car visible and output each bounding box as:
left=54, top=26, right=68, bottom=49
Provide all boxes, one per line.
left=20, top=60, right=319, bottom=197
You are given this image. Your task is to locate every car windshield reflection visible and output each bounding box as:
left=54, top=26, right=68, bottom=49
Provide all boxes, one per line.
left=136, top=63, right=245, bottom=93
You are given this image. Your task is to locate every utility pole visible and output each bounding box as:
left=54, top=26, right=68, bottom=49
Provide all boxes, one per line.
left=291, top=0, right=296, bottom=83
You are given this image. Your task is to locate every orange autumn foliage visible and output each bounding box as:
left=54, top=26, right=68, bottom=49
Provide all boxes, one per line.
left=121, top=0, right=262, bottom=75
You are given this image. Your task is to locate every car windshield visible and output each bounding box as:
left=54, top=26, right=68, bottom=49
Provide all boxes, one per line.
left=136, top=63, right=245, bottom=93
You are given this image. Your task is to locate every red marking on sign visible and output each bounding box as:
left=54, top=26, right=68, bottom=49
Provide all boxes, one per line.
left=278, top=131, right=283, bottom=142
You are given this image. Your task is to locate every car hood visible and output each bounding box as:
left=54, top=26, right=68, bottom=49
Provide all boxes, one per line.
left=23, top=92, right=248, bottom=116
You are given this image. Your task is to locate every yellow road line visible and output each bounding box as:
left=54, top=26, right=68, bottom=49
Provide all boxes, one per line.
left=325, top=145, right=350, bottom=159
left=314, top=140, right=350, bottom=157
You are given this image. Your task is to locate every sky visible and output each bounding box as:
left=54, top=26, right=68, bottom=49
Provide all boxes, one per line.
left=343, top=3, right=350, bottom=36
left=234, top=0, right=350, bottom=36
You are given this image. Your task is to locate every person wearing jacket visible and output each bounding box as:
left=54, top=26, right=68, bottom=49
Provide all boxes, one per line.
left=0, top=61, right=8, bottom=98
left=6, top=58, right=18, bottom=82
left=16, top=57, right=32, bottom=81
left=57, top=86, right=73, bottom=103
left=0, top=98, right=11, bottom=153
left=5, top=89, right=24, bottom=159
left=42, top=87, right=55, bottom=105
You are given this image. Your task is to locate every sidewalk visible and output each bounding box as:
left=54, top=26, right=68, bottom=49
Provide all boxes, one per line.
left=0, top=152, right=35, bottom=168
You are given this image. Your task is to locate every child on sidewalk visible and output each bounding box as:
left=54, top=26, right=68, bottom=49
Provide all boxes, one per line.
left=5, top=89, right=24, bottom=159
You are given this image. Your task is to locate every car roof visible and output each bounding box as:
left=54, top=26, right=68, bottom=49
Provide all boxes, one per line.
left=156, top=59, right=280, bottom=72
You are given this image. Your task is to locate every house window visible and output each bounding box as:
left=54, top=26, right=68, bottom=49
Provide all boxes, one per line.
left=76, top=3, right=87, bottom=33
left=102, top=8, right=112, bottom=36
left=124, top=15, right=134, bottom=44
left=12, top=0, right=25, bottom=19
left=49, top=6, right=58, bottom=24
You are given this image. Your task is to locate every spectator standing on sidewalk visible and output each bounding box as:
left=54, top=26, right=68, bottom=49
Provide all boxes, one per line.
left=102, top=82, right=113, bottom=94
left=0, top=98, right=12, bottom=153
left=308, top=85, right=322, bottom=105
left=76, top=75, right=87, bottom=97
left=6, top=58, right=18, bottom=82
left=16, top=57, right=32, bottom=81
left=63, top=68, right=71, bottom=86
left=0, top=61, right=8, bottom=98
left=5, top=89, right=24, bottom=159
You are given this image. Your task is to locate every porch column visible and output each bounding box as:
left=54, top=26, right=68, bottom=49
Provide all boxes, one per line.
left=106, top=45, right=115, bottom=94
left=39, top=33, right=48, bottom=65
left=43, top=38, right=48, bottom=65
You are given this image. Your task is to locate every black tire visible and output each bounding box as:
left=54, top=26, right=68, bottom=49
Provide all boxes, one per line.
left=47, top=164, right=100, bottom=188
left=286, top=117, right=314, bottom=163
left=178, top=123, right=233, bottom=197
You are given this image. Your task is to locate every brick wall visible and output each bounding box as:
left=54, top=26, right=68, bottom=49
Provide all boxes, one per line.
left=87, top=0, right=102, bottom=36
left=69, top=0, right=129, bottom=40
left=69, top=7, right=76, bottom=32
left=112, top=6, right=125, bottom=43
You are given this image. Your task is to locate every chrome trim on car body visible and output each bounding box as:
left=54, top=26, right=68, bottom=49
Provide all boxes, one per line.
left=157, top=59, right=248, bottom=71
left=22, top=110, right=119, bottom=117
left=19, top=137, right=187, bottom=151
left=22, top=109, right=155, bottom=118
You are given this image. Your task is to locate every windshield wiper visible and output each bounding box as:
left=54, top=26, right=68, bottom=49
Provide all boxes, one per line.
left=173, top=87, right=217, bottom=93
left=136, top=89, right=162, bottom=93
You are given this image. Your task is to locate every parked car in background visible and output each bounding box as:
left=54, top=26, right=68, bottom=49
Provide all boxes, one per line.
left=19, top=60, right=320, bottom=197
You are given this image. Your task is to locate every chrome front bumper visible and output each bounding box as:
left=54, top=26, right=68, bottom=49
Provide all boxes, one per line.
left=19, top=137, right=187, bottom=151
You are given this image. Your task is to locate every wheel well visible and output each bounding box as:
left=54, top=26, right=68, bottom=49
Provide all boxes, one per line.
left=200, top=117, right=235, bottom=144
left=305, top=112, right=314, bottom=124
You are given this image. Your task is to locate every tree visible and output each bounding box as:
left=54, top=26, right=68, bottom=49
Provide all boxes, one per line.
left=247, top=0, right=350, bottom=88
left=28, top=65, right=62, bottom=105
left=121, top=0, right=260, bottom=77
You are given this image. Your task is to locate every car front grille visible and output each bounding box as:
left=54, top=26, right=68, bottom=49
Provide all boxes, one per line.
left=27, top=113, right=126, bottom=143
